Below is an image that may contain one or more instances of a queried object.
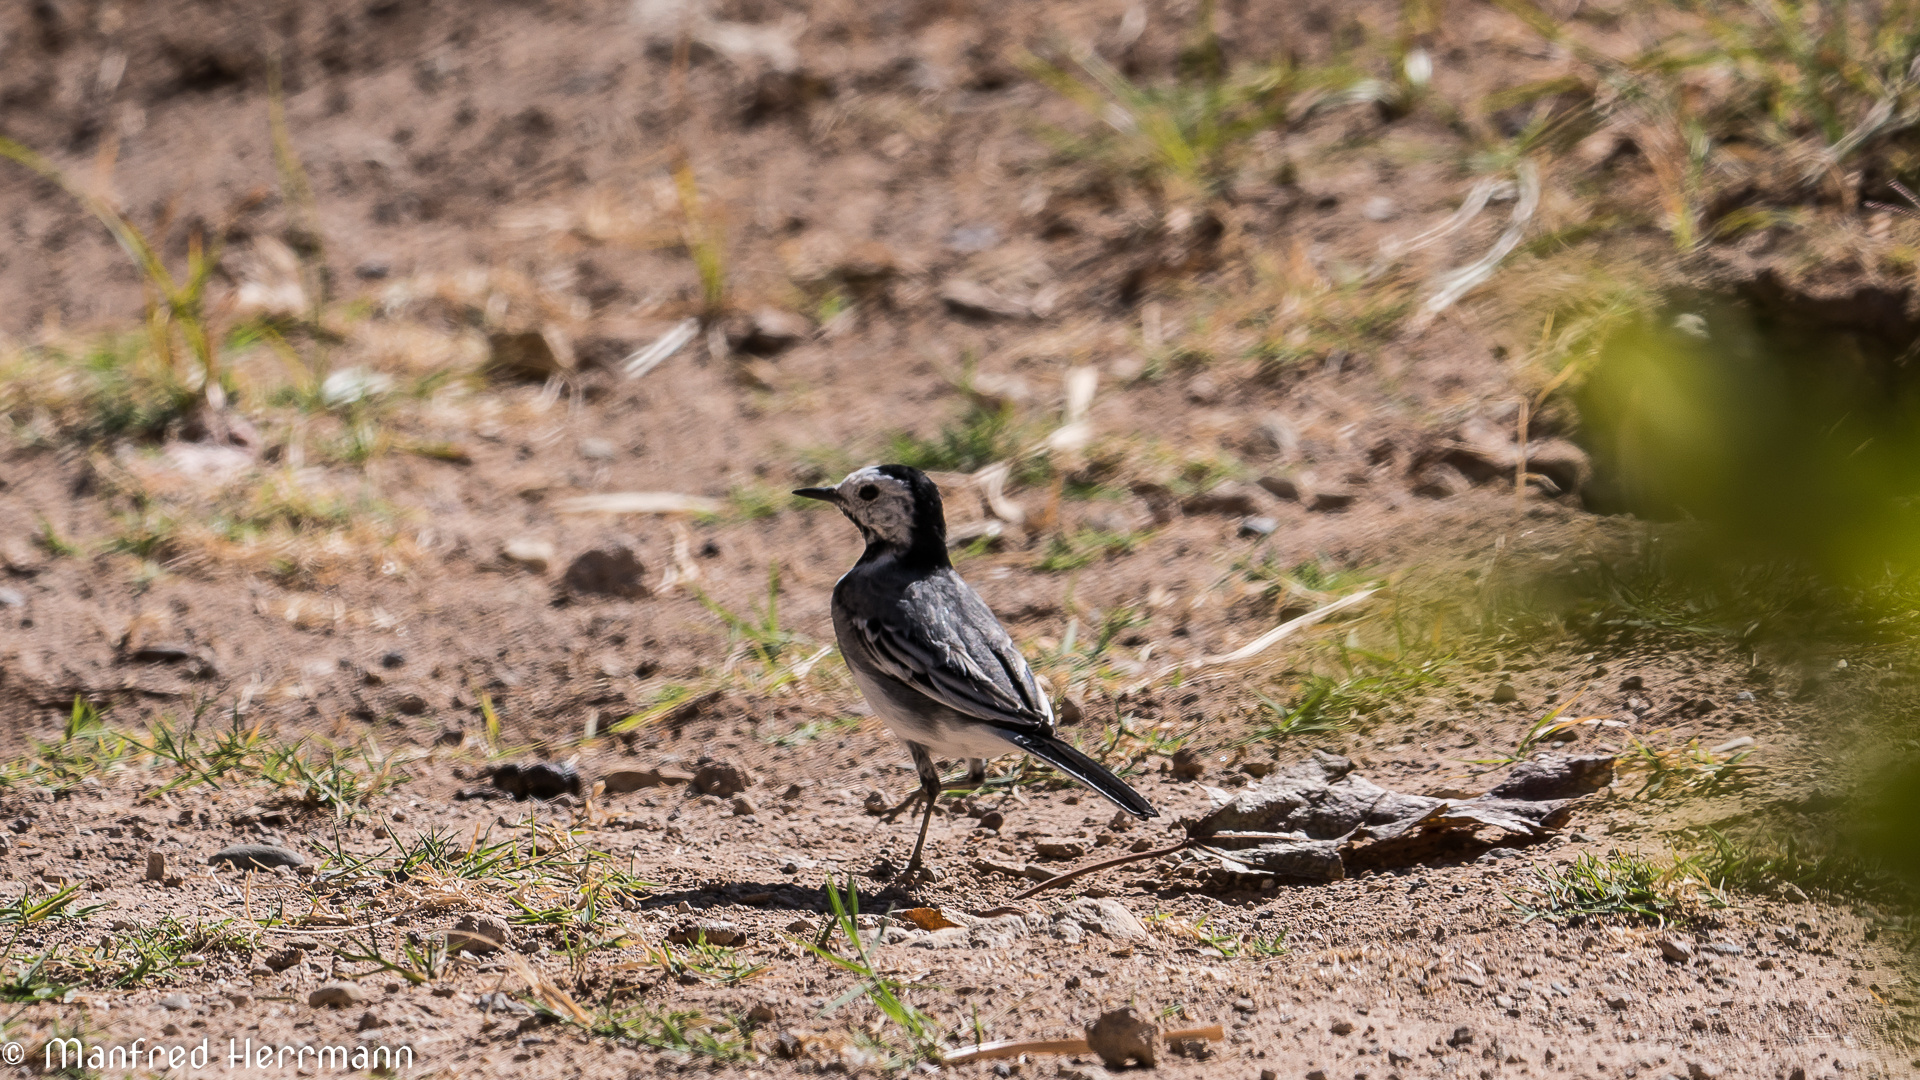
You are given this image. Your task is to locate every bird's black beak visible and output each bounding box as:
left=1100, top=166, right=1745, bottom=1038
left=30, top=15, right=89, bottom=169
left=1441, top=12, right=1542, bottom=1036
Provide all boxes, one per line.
left=792, top=486, right=840, bottom=503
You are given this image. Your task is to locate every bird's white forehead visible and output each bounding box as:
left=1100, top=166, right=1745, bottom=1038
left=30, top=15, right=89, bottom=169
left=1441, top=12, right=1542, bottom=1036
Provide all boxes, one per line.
left=837, top=466, right=910, bottom=496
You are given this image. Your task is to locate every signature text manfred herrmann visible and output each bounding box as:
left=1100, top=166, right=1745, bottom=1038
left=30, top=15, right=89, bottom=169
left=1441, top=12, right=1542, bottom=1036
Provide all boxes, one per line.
left=41, top=1036, right=415, bottom=1072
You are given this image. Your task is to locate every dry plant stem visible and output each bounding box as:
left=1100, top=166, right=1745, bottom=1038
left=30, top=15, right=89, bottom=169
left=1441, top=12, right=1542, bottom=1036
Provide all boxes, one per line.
left=941, top=1025, right=1227, bottom=1065
left=1011, top=839, right=1194, bottom=901
left=1515, top=396, right=1530, bottom=510
left=1196, top=587, right=1378, bottom=667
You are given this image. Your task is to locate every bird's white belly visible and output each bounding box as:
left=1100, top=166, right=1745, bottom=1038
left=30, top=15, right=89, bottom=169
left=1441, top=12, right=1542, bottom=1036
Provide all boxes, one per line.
left=846, top=666, right=1018, bottom=761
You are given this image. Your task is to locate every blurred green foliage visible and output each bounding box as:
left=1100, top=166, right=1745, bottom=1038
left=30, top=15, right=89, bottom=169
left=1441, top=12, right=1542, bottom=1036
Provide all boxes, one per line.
left=1577, top=296, right=1920, bottom=579
left=1566, top=291, right=1920, bottom=901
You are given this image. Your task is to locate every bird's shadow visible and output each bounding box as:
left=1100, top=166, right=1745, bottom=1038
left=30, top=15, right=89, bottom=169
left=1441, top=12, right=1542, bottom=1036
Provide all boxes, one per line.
left=637, top=877, right=939, bottom=917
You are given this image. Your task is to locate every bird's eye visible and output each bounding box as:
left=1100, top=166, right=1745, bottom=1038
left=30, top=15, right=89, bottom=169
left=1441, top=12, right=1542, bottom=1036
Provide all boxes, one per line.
left=857, top=484, right=879, bottom=501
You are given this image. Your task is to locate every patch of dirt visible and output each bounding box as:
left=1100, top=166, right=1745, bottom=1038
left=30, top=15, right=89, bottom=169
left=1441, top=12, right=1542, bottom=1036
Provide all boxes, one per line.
left=0, top=1, right=1911, bottom=1078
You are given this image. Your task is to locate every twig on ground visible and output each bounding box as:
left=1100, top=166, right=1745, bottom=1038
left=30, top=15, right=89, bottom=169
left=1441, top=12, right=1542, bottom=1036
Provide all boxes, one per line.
left=941, top=1024, right=1226, bottom=1065
left=1012, top=840, right=1194, bottom=901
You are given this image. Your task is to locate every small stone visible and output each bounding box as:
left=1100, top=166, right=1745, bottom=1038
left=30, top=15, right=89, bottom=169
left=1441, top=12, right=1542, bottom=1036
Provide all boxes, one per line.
left=940, top=278, right=1029, bottom=320
left=1490, top=682, right=1519, bottom=704
left=1487, top=753, right=1615, bottom=799
left=1618, top=675, right=1645, bottom=691
left=1238, top=516, right=1278, bottom=538
left=1306, top=1071, right=1329, bottom=1080
left=1085, top=1007, right=1158, bottom=1068
left=1307, top=491, right=1356, bottom=513
left=1607, top=994, right=1631, bottom=1010
left=354, top=260, right=391, bottom=280
left=863, top=791, right=890, bottom=816
left=784, top=918, right=818, bottom=935
left=263, top=948, right=307, bottom=972
left=1260, top=1071, right=1278, bottom=1080
left=0, top=588, right=23, bottom=608
left=160, top=993, right=193, bottom=1011
left=380, top=651, right=405, bottom=669
left=1330, top=1019, right=1355, bottom=1035
left=1055, top=899, right=1149, bottom=940
left=1361, top=195, right=1398, bottom=221
left=1447, top=1026, right=1473, bottom=1048
left=490, top=761, right=581, bottom=800
left=356, top=1011, right=388, bottom=1033
left=485, top=329, right=572, bottom=381
left=1687, top=1063, right=1725, bottom=1080
left=308, top=982, right=366, bottom=1008
left=1181, top=482, right=1262, bottom=517
left=692, top=761, right=753, bottom=797
left=976, top=810, right=1005, bottom=831
left=601, top=768, right=684, bottom=794
left=737, top=308, right=811, bottom=354
left=1233, top=998, right=1257, bottom=1014
left=667, top=920, right=746, bottom=947
left=1658, top=936, right=1696, bottom=962
left=501, top=538, right=556, bottom=574
left=390, top=689, right=430, bottom=716
left=1256, top=475, right=1301, bottom=502
left=562, top=544, right=650, bottom=599
left=747, top=1001, right=777, bottom=1024
left=1170, top=748, right=1205, bottom=780
left=1035, top=838, right=1088, bottom=860
left=730, top=795, right=758, bottom=817
left=209, top=844, right=306, bottom=871
left=576, top=438, right=617, bottom=461
left=474, top=992, right=532, bottom=1015
left=1411, top=464, right=1470, bottom=499
left=1526, top=438, right=1592, bottom=496
left=1388, top=1048, right=1413, bottom=1065
left=447, top=913, right=511, bottom=954
left=974, top=856, right=1029, bottom=878
left=146, top=851, right=167, bottom=882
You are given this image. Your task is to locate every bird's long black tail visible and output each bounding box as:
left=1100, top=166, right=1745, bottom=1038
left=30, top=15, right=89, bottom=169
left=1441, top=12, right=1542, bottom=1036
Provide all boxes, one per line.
left=1004, top=731, right=1157, bottom=819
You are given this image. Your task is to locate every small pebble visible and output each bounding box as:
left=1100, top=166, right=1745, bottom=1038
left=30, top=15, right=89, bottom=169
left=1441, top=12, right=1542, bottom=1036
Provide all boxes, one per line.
left=308, top=983, right=366, bottom=1008
left=208, top=844, right=306, bottom=871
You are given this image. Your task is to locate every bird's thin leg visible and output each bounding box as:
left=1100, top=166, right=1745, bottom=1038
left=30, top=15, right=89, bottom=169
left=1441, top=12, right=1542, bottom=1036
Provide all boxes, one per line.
left=902, top=743, right=943, bottom=875
left=881, top=756, right=991, bottom=821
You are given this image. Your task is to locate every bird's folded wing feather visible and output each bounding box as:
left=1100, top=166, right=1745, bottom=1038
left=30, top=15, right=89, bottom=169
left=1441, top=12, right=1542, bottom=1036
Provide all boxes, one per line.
left=850, top=577, right=1053, bottom=732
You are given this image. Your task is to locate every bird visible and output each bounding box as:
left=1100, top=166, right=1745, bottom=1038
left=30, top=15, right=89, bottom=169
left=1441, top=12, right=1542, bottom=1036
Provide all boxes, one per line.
left=794, top=463, right=1157, bottom=876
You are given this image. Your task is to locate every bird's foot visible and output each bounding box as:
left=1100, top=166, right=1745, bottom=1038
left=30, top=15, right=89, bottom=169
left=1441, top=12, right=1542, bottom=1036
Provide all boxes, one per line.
left=865, top=856, right=943, bottom=886
left=900, top=861, right=944, bottom=885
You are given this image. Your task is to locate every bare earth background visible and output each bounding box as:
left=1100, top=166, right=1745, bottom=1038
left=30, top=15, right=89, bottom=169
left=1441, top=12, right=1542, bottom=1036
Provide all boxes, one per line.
left=0, top=1, right=1914, bottom=1079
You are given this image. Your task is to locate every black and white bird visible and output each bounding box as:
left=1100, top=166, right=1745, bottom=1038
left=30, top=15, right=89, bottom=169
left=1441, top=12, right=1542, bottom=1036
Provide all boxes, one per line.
left=795, top=464, right=1157, bottom=876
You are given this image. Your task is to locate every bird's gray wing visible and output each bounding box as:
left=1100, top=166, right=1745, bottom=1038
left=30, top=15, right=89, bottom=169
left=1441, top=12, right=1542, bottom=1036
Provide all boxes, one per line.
left=848, top=571, right=1053, bottom=733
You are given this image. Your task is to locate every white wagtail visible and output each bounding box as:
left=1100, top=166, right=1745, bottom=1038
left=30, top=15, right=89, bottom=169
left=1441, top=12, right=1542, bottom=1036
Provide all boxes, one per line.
left=795, top=464, right=1157, bottom=876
